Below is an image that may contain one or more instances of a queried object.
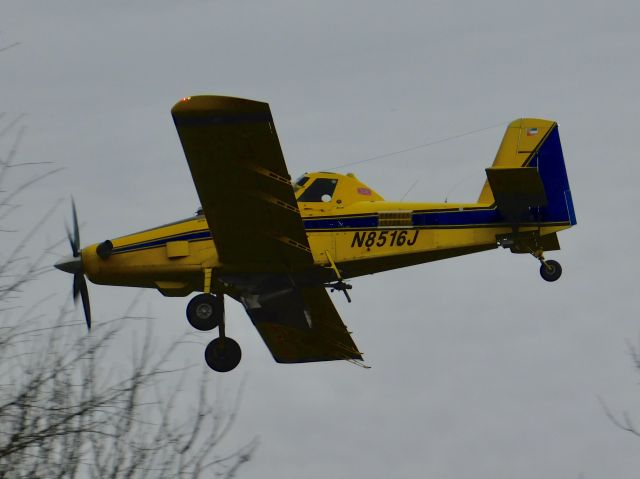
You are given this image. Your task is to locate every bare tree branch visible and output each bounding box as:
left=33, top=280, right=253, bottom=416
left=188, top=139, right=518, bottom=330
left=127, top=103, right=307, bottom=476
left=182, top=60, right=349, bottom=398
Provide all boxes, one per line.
left=599, top=396, right=640, bottom=439
left=0, top=115, right=256, bottom=477
left=602, top=337, right=640, bottom=439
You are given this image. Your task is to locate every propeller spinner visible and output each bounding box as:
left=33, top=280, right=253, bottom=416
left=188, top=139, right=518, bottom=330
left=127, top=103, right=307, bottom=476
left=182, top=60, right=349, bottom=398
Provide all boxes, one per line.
left=55, top=199, right=92, bottom=330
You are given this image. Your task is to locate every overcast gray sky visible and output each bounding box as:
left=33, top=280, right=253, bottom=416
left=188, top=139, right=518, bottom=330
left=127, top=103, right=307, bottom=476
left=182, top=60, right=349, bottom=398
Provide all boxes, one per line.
left=3, top=1, right=640, bottom=477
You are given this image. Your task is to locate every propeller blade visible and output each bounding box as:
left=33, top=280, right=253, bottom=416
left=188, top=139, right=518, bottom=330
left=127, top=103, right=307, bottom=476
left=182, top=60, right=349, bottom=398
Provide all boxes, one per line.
left=71, top=197, right=80, bottom=257
left=65, top=223, right=76, bottom=256
left=73, top=273, right=91, bottom=330
left=78, top=275, right=91, bottom=331
left=73, top=272, right=81, bottom=300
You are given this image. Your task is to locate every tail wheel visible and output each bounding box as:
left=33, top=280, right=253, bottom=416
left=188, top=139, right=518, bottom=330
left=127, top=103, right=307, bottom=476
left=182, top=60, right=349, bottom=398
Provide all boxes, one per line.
left=204, top=337, right=242, bottom=372
left=540, top=259, right=562, bottom=282
left=186, top=294, right=222, bottom=331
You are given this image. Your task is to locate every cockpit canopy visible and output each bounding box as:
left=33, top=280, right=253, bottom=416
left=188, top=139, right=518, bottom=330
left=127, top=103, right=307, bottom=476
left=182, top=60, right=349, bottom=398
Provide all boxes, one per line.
left=294, top=172, right=383, bottom=210
left=295, top=176, right=338, bottom=202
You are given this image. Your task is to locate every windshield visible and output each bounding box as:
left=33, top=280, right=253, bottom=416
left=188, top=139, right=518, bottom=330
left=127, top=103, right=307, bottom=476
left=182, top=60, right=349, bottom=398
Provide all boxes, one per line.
left=297, top=178, right=338, bottom=202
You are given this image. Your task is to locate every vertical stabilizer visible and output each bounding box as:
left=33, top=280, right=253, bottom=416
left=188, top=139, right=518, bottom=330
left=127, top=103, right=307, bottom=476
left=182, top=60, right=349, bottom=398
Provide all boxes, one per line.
left=478, top=119, right=576, bottom=226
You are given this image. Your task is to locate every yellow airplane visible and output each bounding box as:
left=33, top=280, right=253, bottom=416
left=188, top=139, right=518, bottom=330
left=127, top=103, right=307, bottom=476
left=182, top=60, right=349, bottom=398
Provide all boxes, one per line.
left=55, top=96, right=576, bottom=372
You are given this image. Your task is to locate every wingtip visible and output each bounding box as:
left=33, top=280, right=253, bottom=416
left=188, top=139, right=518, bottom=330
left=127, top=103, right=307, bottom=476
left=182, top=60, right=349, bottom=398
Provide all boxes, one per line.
left=171, top=95, right=269, bottom=116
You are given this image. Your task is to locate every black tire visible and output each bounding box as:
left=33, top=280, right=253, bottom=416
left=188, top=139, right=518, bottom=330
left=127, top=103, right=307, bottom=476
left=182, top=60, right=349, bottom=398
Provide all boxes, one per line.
left=540, top=259, right=562, bottom=282
left=186, top=294, right=222, bottom=331
left=204, top=337, right=242, bottom=372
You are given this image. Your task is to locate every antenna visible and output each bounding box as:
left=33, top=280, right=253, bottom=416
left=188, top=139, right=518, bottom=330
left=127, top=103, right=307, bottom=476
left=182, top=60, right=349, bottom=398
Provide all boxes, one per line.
left=444, top=172, right=482, bottom=203
left=400, top=179, right=419, bottom=202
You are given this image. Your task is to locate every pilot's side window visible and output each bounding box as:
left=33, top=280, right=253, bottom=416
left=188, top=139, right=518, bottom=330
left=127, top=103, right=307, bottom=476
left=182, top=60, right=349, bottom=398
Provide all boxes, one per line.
left=293, top=175, right=310, bottom=192
left=298, top=178, right=338, bottom=202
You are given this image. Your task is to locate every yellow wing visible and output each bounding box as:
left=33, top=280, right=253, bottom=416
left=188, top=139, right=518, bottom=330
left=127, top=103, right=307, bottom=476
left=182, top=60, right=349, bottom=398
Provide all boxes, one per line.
left=171, top=95, right=313, bottom=272
left=242, top=286, right=362, bottom=363
left=172, top=96, right=362, bottom=363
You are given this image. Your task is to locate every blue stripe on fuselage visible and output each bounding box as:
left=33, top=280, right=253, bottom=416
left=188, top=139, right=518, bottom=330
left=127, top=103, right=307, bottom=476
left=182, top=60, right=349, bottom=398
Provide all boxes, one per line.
left=302, top=208, right=505, bottom=229
left=303, top=215, right=379, bottom=229
left=412, top=208, right=502, bottom=226
left=112, top=230, right=211, bottom=254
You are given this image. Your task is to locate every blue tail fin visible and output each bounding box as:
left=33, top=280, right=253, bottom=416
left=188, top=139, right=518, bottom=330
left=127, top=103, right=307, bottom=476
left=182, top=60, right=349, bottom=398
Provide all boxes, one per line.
left=479, top=119, right=576, bottom=226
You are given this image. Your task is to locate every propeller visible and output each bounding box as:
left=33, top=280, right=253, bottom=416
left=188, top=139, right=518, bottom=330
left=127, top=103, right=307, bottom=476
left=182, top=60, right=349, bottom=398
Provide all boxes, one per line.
left=56, top=199, right=92, bottom=330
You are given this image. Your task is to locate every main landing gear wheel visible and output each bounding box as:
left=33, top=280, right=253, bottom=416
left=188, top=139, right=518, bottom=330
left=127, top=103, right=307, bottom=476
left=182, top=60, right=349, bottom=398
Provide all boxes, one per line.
left=539, top=259, right=562, bottom=282
left=194, top=293, right=242, bottom=372
left=204, top=337, right=242, bottom=372
left=186, top=294, right=222, bottom=331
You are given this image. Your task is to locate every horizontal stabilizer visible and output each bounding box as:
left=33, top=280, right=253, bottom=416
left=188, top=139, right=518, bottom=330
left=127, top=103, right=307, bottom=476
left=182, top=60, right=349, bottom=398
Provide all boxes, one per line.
left=485, top=167, right=547, bottom=222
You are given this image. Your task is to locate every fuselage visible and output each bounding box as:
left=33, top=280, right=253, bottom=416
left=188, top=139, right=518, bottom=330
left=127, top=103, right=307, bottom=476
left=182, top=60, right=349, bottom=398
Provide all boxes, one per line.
left=81, top=172, right=571, bottom=298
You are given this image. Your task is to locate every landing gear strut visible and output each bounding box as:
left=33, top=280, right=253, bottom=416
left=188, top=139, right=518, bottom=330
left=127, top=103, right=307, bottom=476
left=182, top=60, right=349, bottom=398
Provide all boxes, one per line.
left=186, top=293, right=242, bottom=372
left=532, top=248, right=562, bottom=282
left=194, top=293, right=241, bottom=372
left=498, top=232, right=564, bottom=282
